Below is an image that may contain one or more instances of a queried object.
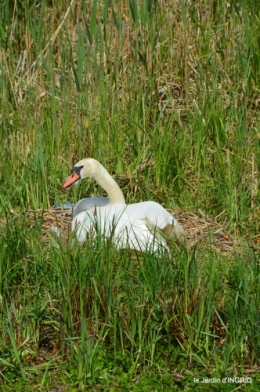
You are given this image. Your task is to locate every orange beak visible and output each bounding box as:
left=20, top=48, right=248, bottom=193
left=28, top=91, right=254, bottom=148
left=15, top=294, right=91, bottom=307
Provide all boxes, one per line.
left=63, top=171, right=80, bottom=188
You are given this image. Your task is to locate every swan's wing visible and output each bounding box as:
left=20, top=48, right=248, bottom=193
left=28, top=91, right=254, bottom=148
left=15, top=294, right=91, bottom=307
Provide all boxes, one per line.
left=130, top=201, right=186, bottom=245
left=73, top=197, right=110, bottom=219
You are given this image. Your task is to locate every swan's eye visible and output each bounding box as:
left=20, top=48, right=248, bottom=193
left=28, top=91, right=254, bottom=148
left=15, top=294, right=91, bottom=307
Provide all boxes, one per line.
left=71, top=165, right=84, bottom=176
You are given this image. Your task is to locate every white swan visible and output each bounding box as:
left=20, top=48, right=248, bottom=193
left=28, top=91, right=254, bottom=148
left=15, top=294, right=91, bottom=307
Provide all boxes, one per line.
left=63, top=158, right=186, bottom=251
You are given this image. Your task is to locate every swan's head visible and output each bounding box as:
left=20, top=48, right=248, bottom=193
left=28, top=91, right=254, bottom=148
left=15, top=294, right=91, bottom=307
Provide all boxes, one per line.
left=63, top=158, right=100, bottom=189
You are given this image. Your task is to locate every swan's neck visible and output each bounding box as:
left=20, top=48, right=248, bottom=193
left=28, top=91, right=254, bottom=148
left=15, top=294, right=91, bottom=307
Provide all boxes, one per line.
left=94, top=165, right=125, bottom=205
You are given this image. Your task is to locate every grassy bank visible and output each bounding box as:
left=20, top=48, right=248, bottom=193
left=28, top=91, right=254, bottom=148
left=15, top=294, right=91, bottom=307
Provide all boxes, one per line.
left=0, top=0, right=259, bottom=390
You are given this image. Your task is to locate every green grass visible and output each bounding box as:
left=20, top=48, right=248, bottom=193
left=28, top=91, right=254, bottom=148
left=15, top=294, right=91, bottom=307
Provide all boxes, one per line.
left=0, top=0, right=260, bottom=390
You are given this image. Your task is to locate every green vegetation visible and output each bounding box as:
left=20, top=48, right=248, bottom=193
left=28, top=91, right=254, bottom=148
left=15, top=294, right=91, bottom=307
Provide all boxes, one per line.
left=0, top=0, right=260, bottom=390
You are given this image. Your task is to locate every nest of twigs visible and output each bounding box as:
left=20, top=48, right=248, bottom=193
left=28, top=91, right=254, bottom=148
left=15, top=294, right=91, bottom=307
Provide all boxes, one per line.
left=27, top=207, right=73, bottom=241
left=1, top=204, right=251, bottom=256
left=172, top=209, right=235, bottom=253
left=16, top=206, right=240, bottom=256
